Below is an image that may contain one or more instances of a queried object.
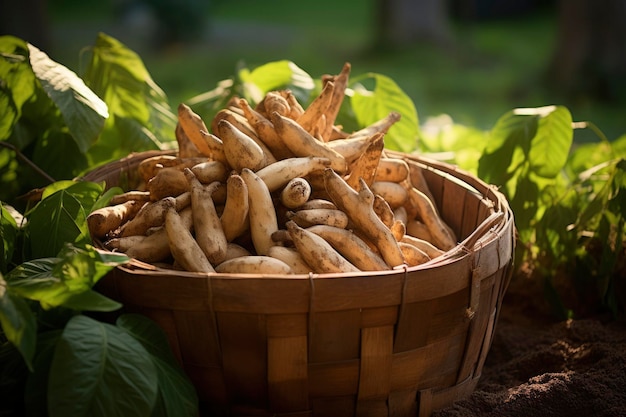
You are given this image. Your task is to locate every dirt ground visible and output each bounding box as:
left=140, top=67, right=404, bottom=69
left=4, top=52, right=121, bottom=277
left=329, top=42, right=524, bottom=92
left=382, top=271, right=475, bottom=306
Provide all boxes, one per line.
left=432, top=275, right=626, bottom=417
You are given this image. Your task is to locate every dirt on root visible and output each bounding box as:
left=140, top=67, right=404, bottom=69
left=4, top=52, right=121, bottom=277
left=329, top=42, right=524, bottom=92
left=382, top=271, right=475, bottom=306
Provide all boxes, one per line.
left=432, top=273, right=626, bottom=417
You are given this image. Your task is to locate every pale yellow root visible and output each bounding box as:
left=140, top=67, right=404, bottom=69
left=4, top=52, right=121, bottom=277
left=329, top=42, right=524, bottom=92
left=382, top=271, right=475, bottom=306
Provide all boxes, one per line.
left=184, top=169, right=227, bottom=265
left=87, top=200, right=143, bottom=239
left=124, top=207, right=193, bottom=264
left=296, top=81, right=335, bottom=135
left=175, top=122, right=204, bottom=158
left=271, top=112, right=347, bottom=173
left=220, top=174, right=250, bottom=242
left=217, top=119, right=268, bottom=172
left=255, top=156, right=331, bottom=192
left=238, top=98, right=291, bottom=160
left=400, top=234, right=445, bottom=259
left=296, top=198, right=337, bottom=211
left=375, top=157, right=410, bottom=183
left=177, top=103, right=215, bottom=158
left=138, top=154, right=180, bottom=184
left=215, top=256, right=292, bottom=275
left=109, top=190, right=151, bottom=206
left=240, top=168, right=279, bottom=256
left=119, top=197, right=175, bottom=237
left=370, top=181, right=408, bottom=209
left=287, top=208, right=349, bottom=229
left=286, top=220, right=360, bottom=274
left=267, top=246, right=312, bottom=274
left=345, top=133, right=385, bottom=190
left=398, top=242, right=431, bottom=267
left=280, top=177, right=312, bottom=209
left=405, top=218, right=433, bottom=242
left=306, top=224, right=389, bottom=271
left=323, top=169, right=405, bottom=268
left=407, top=187, right=457, bottom=251
left=346, top=111, right=402, bottom=140
left=190, top=160, right=229, bottom=184
left=320, top=62, right=351, bottom=140
left=147, top=167, right=189, bottom=200
left=165, top=205, right=215, bottom=273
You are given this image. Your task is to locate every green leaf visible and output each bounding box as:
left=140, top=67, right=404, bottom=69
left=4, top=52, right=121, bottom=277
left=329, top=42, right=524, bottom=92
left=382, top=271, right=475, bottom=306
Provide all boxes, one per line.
left=82, top=33, right=176, bottom=165
left=349, top=73, right=419, bottom=153
left=241, top=60, right=315, bottom=104
left=526, top=106, right=573, bottom=178
left=26, top=181, right=103, bottom=258
left=117, top=314, right=199, bottom=416
left=566, top=134, right=626, bottom=179
left=1, top=203, right=20, bottom=274
left=0, top=36, right=36, bottom=141
left=5, top=245, right=127, bottom=310
left=0, top=274, right=37, bottom=370
left=48, top=315, right=158, bottom=417
left=27, top=43, right=108, bottom=154
left=61, top=289, right=121, bottom=312
left=478, top=108, right=538, bottom=185
left=90, top=186, right=124, bottom=212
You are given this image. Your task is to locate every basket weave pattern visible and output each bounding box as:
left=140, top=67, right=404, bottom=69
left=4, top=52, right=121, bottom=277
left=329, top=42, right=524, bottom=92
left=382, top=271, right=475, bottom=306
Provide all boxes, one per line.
left=86, top=150, right=515, bottom=417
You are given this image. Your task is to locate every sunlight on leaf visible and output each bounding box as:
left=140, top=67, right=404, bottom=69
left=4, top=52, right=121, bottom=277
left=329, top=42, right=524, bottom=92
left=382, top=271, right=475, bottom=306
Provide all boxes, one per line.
left=5, top=245, right=127, bottom=310
left=28, top=43, right=108, bottom=153
left=349, top=73, right=419, bottom=153
left=0, top=36, right=36, bottom=141
left=82, top=33, right=176, bottom=165
left=528, top=106, right=573, bottom=178
left=242, top=60, right=315, bottom=104
left=26, top=182, right=103, bottom=258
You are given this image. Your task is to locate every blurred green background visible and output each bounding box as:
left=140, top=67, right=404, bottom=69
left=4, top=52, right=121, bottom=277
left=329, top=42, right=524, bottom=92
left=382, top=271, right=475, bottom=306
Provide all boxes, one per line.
left=3, top=0, right=625, bottom=143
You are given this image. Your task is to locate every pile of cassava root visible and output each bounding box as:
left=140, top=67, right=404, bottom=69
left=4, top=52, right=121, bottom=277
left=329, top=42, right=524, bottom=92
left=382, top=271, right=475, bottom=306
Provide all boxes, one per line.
left=87, top=62, right=458, bottom=274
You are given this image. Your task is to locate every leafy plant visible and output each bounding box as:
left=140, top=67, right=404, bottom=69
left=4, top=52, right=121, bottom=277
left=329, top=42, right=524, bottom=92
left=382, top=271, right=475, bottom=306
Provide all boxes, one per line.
left=422, top=108, right=626, bottom=319
left=1, top=34, right=197, bottom=416
left=0, top=183, right=199, bottom=416
left=0, top=33, right=176, bottom=207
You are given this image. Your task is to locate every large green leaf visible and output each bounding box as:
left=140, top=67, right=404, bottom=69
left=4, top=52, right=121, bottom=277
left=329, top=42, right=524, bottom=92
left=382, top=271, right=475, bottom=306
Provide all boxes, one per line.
left=83, top=33, right=176, bottom=165
left=117, top=314, right=199, bottom=416
left=479, top=106, right=573, bottom=185
left=48, top=315, right=158, bottom=417
left=478, top=108, right=538, bottom=186
left=0, top=274, right=37, bottom=370
left=28, top=43, right=108, bottom=154
left=5, top=245, right=127, bottom=311
left=0, top=36, right=36, bottom=141
left=241, top=60, right=315, bottom=104
left=526, top=106, right=573, bottom=178
left=25, top=181, right=103, bottom=258
left=349, top=73, right=419, bottom=153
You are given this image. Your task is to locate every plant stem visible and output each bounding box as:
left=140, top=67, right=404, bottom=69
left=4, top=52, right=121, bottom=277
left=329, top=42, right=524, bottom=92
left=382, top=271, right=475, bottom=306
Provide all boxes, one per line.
left=0, top=142, right=56, bottom=184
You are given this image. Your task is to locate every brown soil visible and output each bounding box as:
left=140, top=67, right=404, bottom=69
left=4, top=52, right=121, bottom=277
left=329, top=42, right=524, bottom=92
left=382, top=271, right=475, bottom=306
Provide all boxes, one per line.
left=433, top=274, right=626, bottom=417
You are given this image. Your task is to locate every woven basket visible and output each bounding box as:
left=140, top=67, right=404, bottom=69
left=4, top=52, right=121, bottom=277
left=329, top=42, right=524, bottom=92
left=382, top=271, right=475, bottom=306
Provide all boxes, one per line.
left=83, top=150, right=515, bottom=417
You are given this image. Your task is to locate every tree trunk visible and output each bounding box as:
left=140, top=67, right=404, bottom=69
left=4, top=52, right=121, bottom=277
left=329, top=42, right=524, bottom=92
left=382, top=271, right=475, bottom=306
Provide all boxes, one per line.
left=546, top=0, right=626, bottom=102
left=374, top=0, right=452, bottom=48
